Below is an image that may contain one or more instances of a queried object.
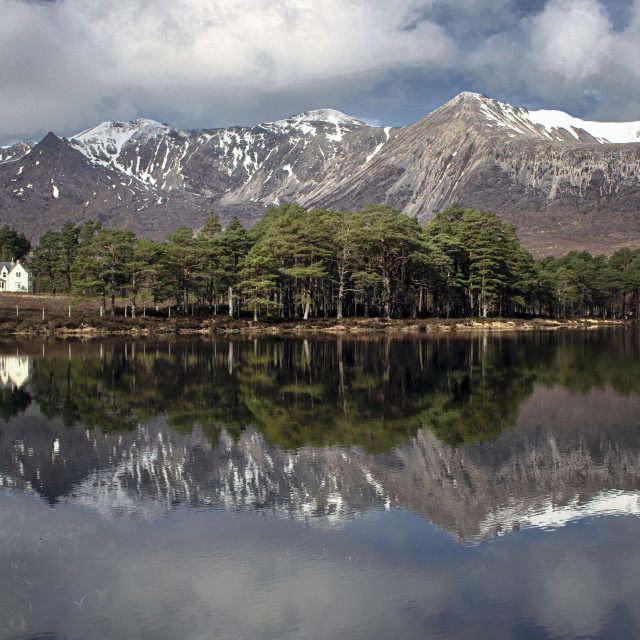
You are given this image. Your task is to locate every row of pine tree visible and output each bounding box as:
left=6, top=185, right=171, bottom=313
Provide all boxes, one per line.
left=24, top=203, right=640, bottom=319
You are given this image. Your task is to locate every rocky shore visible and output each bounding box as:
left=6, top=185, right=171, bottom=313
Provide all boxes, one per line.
left=0, top=293, right=633, bottom=337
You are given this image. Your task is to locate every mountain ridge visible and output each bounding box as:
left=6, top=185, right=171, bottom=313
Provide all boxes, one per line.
left=2, top=92, right=640, bottom=257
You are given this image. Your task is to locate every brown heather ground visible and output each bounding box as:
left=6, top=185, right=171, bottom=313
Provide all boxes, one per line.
left=0, top=292, right=634, bottom=337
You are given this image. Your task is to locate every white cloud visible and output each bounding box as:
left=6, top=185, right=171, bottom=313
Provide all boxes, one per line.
left=0, top=0, right=454, bottom=142
left=528, top=0, right=613, bottom=79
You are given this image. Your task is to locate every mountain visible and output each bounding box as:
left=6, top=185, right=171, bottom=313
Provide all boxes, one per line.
left=2, top=93, right=640, bottom=256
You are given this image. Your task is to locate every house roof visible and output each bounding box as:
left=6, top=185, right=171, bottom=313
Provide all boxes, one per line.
left=0, top=262, right=29, bottom=275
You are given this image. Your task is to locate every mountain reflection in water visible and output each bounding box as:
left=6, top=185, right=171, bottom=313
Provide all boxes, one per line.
left=1, top=330, right=640, bottom=640
left=0, top=330, right=639, bottom=542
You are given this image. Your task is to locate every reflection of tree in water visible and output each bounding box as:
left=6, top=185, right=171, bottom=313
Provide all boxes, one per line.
left=0, top=386, right=31, bottom=420
left=22, top=330, right=640, bottom=452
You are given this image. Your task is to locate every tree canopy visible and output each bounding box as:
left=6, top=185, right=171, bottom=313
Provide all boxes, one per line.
left=22, top=204, right=640, bottom=320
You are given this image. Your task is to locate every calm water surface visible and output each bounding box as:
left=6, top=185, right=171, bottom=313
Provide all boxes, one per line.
left=0, top=329, right=639, bottom=639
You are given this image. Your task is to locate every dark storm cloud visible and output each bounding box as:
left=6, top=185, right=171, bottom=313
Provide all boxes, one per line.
left=1, top=0, right=640, bottom=145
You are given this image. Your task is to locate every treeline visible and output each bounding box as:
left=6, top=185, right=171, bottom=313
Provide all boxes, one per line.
left=25, top=203, right=640, bottom=319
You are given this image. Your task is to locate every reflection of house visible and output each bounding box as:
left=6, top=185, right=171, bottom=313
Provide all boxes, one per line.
left=0, top=355, right=31, bottom=388
left=0, top=260, right=30, bottom=292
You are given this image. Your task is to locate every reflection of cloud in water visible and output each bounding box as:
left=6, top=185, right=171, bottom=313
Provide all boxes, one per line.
left=1, top=490, right=640, bottom=639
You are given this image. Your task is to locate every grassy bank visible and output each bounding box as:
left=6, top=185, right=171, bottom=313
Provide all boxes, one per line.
left=0, top=292, right=633, bottom=337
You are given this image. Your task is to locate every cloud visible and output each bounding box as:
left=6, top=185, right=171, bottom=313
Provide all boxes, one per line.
left=528, top=0, right=613, bottom=79
left=2, top=0, right=640, bottom=145
left=0, top=0, right=453, bottom=142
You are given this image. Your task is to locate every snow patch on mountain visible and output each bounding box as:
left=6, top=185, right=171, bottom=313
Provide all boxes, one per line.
left=0, top=142, right=36, bottom=165
left=271, top=108, right=366, bottom=128
left=365, top=142, right=385, bottom=163
left=475, top=94, right=640, bottom=144
left=526, top=109, right=640, bottom=144
left=72, top=119, right=174, bottom=158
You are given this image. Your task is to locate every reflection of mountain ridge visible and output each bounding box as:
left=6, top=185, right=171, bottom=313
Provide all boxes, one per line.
left=2, top=382, right=640, bottom=542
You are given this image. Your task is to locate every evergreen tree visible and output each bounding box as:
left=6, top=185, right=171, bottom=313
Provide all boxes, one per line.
left=219, top=217, right=252, bottom=317
left=196, top=211, right=225, bottom=311
left=359, top=204, right=422, bottom=319
left=30, top=230, right=62, bottom=293
left=0, top=225, right=30, bottom=262
left=59, top=222, right=80, bottom=291
left=322, top=209, right=364, bottom=319
left=72, top=227, right=134, bottom=314
left=166, top=227, right=199, bottom=312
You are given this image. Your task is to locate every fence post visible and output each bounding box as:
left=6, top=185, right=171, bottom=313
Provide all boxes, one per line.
left=42, top=308, right=45, bottom=320
left=16, top=305, right=18, bottom=317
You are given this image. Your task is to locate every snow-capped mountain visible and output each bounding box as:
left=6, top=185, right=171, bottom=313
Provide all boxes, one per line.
left=0, top=141, right=35, bottom=164
left=2, top=93, right=640, bottom=256
left=67, top=108, right=391, bottom=207
left=473, top=92, right=640, bottom=144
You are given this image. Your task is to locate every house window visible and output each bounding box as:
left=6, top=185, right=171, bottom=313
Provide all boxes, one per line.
left=16, top=272, right=20, bottom=277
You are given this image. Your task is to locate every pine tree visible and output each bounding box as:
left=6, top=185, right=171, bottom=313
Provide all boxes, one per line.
left=322, top=209, right=363, bottom=319
left=30, top=230, right=61, bottom=293
left=0, top=225, right=30, bottom=262
left=359, top=204, right=421, bottom=319
left=166, top=227, right=199, bottom=313
left=219, top=217, right=252, bottom=317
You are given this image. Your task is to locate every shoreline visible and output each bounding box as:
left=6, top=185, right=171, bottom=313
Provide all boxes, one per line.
left=0, top=315, right=635, bottom=338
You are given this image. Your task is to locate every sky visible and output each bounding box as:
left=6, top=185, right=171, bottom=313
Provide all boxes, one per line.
left=2, top=0, right=640, bottom=146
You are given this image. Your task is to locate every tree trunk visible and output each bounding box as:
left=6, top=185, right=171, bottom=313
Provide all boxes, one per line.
left=337, top=265, right=345, bottom=319
left=228, top=286, right=233, bottom=318
left=382, top=268, right=392, bottom=319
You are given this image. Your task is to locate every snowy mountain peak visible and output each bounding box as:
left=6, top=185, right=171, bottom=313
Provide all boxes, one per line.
left=259, top=109, right=369, bottom=142
left=471, top=93, right=640, bottom=144
left=71, top=118, right=174, bottom=150
left=0, top=141, right=35, bottom=165
left=270, top=108, right=366, bottom=127
left=69, top=118, right=181, bottom=172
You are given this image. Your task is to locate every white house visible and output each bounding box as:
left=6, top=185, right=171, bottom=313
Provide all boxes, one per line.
left=0, top=260, right=31, bottom=292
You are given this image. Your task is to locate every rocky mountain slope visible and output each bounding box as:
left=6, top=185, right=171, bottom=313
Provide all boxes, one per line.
left=2, top=94, right=640, bottom=256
